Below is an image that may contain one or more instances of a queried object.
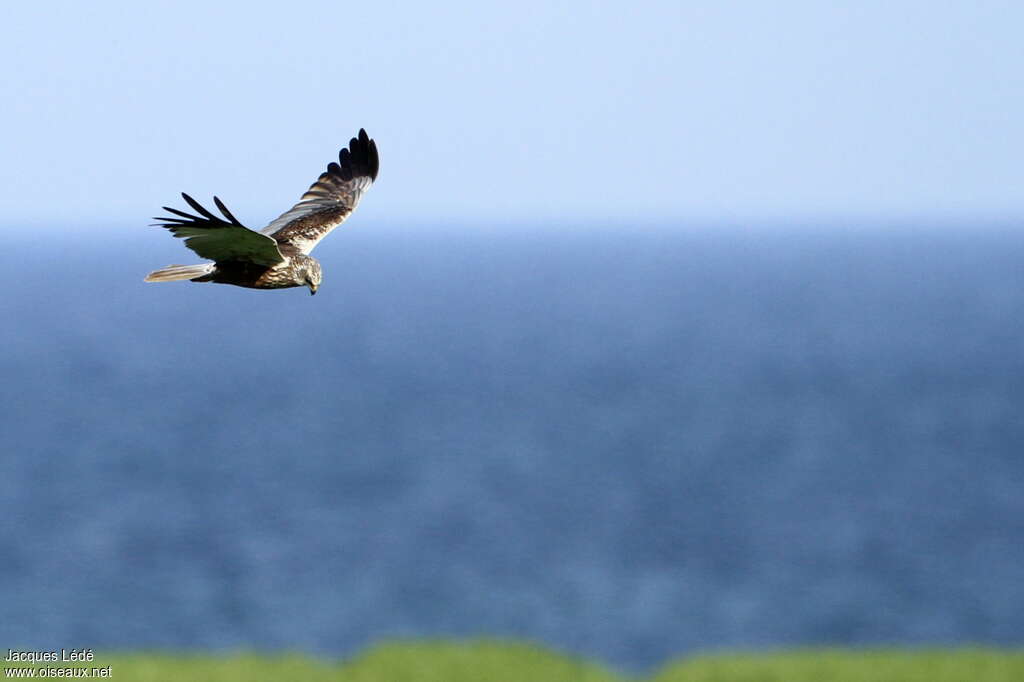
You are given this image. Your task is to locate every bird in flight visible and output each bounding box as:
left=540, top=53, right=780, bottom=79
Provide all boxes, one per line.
left=145, top=129, right=379, bottom=295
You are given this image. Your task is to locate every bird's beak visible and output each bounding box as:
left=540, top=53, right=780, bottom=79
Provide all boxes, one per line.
left=309, top=287, right=317, bottom=296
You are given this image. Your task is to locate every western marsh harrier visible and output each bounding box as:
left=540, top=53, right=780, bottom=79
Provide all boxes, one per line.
left=145, top=129, right=378, bottom=295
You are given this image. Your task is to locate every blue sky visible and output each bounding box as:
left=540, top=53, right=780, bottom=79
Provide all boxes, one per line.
left=0, top=1, right=1021, bottom=228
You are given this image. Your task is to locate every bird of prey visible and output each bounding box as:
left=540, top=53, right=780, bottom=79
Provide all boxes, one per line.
left=145, top=129, right=379, bottom=295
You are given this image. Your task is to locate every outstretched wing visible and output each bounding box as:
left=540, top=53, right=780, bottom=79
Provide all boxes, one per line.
left=153, top=193, right=285, bottom=266
left=260, top=129, right=379, bottom=255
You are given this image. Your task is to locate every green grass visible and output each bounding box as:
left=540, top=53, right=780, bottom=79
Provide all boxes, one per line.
left=5, top=642, right=1023, bottom=681
left=653, top=648, right=1024, bottom=682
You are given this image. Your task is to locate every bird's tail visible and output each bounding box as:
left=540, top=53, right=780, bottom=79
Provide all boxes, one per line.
left=144, top=263, right=214, bottom=283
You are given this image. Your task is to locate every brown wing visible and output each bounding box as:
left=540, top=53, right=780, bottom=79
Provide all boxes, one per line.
left=260, top=129, right=379, bottom=255
left=152, top=193, right=285, bottom=266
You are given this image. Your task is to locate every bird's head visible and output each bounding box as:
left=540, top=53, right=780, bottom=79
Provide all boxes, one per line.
left=305, top=259, right=322, bottom=295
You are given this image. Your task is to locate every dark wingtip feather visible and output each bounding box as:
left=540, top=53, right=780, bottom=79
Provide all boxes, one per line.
left=337, top=147, right=354, bottom=180
left=368, top=139, right=379, bottom=181
left=312, top=128, right=379, bottom=187
left=213, top=196, right=242, bottom=225
left=335, top=128, right=379, bottom=182
left=181, top=193, right=218, bottom=221
left=152, top=193, right=247, bottom=231
left=357, top=129, right=378, bottom=181
left=161, top=206, right=201, bottom=220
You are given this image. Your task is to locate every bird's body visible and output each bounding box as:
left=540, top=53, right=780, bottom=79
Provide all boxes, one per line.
left=192, top=252, right=320, bottom=290
left=145, top=129, right=378, bottom=295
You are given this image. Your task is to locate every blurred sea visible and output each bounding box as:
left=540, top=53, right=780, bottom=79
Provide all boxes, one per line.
left=2, top=223, right=1023, bottom=671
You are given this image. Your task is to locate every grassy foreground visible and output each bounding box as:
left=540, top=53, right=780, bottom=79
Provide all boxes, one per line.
left=6, top=642, right=1023, bottom=681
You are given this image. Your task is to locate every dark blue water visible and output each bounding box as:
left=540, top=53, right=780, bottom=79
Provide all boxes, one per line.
left=2, top=224, right=1023, bottom=671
